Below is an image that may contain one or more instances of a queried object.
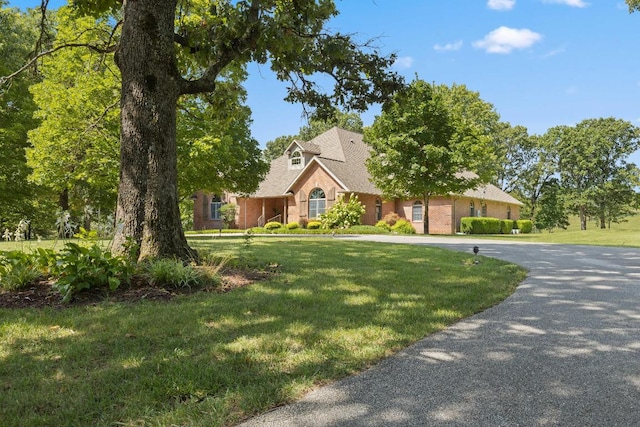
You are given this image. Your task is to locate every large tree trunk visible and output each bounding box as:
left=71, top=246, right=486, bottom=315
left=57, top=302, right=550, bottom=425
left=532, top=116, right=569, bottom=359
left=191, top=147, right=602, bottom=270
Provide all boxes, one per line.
left=112, top=0, right=196, bottom=261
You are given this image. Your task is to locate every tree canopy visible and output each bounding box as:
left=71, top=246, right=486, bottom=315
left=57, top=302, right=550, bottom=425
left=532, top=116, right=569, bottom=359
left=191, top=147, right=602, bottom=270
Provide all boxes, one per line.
left=365, top=80, right=497, bottom=233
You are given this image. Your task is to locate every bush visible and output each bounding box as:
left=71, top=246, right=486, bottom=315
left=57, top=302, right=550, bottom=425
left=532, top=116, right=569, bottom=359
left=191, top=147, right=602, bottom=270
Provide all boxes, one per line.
left=0, top=251, right=42, bottom=291
left=307, top=221, right=322, bottom=230
left=382, top=212, right=400, bottom=226
left=52, top=243, right=132, bottom=303
left=286, top=222, right=299, bottom=230
left=391, top=219, right=416, bottom=234
left=298, top=218, right=308, bottom=229
left=500, top=220, right=515, bottom=234
left=264, top=221, right=283, bottom=230
left=515, top=219, right=533, bottom=233
left=460, top=217, right=501, bottom=234
left=375, top=219, right=391, bottom=231
left=144, top=258, right=204, bottom=289
left=320, top=194, right=366, bottom=229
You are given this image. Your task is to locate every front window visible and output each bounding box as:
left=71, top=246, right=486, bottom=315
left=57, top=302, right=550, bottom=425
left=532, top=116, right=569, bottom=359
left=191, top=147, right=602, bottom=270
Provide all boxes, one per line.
left=470, top=201, right=475, bottom=217
left=375, top=199, right=382, bottom=221
left=210, top=194, right=222, bottom=220
left=481, top=203, right=487, bottom=217
left=507, top=205, right=511, bottom=220
left=412, top=201, right=423, bottom=222
left=309, top=188, right=326, bottom=218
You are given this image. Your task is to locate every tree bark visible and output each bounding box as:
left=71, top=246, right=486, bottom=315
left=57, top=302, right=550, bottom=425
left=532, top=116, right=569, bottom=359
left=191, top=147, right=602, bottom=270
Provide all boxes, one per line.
left=112, top=0, right=196, bottom=261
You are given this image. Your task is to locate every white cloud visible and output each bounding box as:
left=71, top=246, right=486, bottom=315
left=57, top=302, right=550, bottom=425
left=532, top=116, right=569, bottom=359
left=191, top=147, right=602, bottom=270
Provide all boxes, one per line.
left=393, top=56, right=414, bottom=69
left=542, top=0, right=589, bottom=7
left=473, top=26, right=542, bottom=54
left=488, top=0, right=516, bottom=10
left=542, top=46, right=566, bottom=58
left=434, top=40, right=463, bottom=52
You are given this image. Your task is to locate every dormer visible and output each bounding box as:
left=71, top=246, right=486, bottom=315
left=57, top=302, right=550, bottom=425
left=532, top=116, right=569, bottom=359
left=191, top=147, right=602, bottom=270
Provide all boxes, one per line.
left=285, top=140, right=321, bottom=170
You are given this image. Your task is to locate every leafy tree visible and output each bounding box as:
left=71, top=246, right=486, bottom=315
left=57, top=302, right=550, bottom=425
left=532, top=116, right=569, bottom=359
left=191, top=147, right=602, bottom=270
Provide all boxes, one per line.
left=11, top=0, right=402, bottom=261
left=366, top=79, right=495, bottom=234
left=263, top=109, right=363, bottom=162
left=535, top=178, right=569, bottom=232
left=493, top=122, right=534, bottom=194
left=0, top=3, right=48, bottom=231
left=627, top=0, right=640, bottom=12
left=27, top=7, right=121, bottom=224
left=555, top=118, right=640, bottom=230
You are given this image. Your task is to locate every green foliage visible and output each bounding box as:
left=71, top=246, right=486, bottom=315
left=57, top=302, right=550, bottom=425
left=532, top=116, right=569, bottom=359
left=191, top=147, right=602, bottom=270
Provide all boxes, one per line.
left=264, top=221, right=283, bottom=230
left=382, top=212, right=401, bottom=226
left=52, top=243, right=131, bottom=302
left=391, top=219, right=416, bottom=234
left=0, top=251, right=41, bottom=291
left=500, top=220, right=515, bottom=234
left=461, top=217, right=501, bottom=234
left=220, top=203, right=238, bottom=228
left=375, top=220, right=392, bottom=231
left=535, top=178, right=570, bottom=232
left=144, top=259, right=204, bottom=289
left=515, top=220, right=533, bottom=234
left=74, top=226, right=98, bottom=241
left=307, top=221, right=322, bottom=230
left=320, top=194, right=366, bottom=229
left=286, top=222, right=300, bottom=230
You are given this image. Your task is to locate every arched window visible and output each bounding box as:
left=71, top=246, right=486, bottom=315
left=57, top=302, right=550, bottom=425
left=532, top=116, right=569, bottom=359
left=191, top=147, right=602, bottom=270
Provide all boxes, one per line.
left=309, top=188, right=326, bottom=218
left=375, top=199, right=382, bottom=221
left=412, top=201, right=423, bottom=222
left=470, top=201, right=475, bottom=217
left=210, top=194, right=222, bottom=220
left=289, top=150, right=302, bottom=168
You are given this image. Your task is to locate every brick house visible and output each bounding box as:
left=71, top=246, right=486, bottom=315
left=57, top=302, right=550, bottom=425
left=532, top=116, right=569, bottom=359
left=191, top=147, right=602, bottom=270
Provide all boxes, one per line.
left=193, top=127, right=523, bottom=233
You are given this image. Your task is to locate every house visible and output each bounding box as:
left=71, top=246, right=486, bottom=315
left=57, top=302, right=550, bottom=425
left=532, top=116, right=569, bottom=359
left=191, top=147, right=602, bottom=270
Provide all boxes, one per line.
left=193, top=127, right=523, bottom=233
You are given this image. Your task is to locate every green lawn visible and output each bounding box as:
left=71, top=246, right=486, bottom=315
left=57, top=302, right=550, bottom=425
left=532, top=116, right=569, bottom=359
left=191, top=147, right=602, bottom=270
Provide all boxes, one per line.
left=0, top=237, right=526, bottom=427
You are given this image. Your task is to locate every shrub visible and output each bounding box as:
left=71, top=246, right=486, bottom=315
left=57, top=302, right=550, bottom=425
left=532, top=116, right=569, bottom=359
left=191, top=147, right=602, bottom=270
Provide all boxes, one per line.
left=320, top=194, right=366, bottom=229
left=382, top=212, right=400, bottom=226
left=375, top=219, right=391, bottom=231
left=391, top=219, right=416, bottom=234
left=461, top=217, right=501, bottom=234
left=144, top=258, right=204, bottom=289
left=307, top=221, right=322, bottom=230
left=220, top=204, right=237, bottom=228
left=500, top=220, right=515, bottom=234
left=286, top=222, right=300, bottom=230
left=264, top=221, right=283, bottom=230
left=298, top=218, right=308, bottom=229
left=0, top=251, right=42, bottom=291
left=515, top=219, right=533, bottom=233
left=52, top=243, right=131, bottom=303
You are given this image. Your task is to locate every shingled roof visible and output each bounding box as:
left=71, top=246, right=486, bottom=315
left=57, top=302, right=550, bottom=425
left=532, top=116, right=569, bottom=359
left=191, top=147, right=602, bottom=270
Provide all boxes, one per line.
left=252, top=127, right=522, bottom=206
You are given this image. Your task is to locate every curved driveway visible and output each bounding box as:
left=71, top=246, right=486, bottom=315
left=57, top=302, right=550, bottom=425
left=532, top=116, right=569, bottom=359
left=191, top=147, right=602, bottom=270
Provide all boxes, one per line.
left=239, top=236, right=640, bottom=426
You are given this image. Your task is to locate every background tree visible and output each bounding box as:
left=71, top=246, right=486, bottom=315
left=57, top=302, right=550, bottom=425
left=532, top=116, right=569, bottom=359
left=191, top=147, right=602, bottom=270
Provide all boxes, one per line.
left=0, top=3, right=51, bottom=232
left=263, top=109, right=363, bottom=162
left=535, top=178, right=569, bottom=232
left=555, top=118, right=640, bottom=230
left=366, top=80, right=495, bottom=234
left=493, top=122, right=534, bottom=194
left=627, top=0, right=640, bottom=12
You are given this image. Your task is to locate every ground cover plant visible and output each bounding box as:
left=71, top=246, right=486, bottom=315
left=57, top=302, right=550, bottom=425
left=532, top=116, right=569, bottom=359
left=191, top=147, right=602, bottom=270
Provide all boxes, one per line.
left=0, top=237, right=526, bottom=427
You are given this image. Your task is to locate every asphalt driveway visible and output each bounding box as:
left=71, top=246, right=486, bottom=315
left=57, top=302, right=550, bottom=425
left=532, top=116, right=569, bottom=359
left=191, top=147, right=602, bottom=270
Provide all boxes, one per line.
left=238, top=235, right=640, bottom=426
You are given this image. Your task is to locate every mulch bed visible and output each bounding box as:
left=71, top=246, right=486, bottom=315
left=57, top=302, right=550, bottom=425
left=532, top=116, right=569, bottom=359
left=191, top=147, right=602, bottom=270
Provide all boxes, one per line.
left=0, top=268, right=273, bottom=309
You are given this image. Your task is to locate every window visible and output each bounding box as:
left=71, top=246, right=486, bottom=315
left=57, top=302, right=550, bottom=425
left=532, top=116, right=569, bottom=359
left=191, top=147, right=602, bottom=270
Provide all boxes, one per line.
left=309, top=188, right=326, bottom=218
left=412, top=201, right=423, bottom=222
left=289, top=150, right=303, bottom=169
left=481, top=203, right=487, bottom=217
left=470, top=201, right=475, bottom=217
left=507, top=205, right=511, bottom=220
left=375, top=199, right=382, bottom=221
left=210, top=194, right=222, bottom=220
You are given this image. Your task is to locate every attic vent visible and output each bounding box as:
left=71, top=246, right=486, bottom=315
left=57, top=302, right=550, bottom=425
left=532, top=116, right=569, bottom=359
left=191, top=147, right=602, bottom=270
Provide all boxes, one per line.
left=349, top=139, right=354, bottom=143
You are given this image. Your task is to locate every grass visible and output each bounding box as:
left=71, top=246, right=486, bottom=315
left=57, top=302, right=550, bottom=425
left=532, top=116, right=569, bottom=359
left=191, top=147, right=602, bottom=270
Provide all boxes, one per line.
left=0, top=237, right=526, bottom=427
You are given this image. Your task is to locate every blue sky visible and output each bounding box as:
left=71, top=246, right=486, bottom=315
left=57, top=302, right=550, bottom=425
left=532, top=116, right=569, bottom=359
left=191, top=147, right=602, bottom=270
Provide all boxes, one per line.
left=8, top=0, right=640, bottom=158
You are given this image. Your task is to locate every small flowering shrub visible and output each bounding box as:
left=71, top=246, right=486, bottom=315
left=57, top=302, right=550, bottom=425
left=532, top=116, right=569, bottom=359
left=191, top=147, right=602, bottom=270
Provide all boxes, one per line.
left=382, top=212, right=400, bottom=226
left=264, top=221, right=283, bottom=230
left=307, top=221, right=322, bottom=229
left=391, top=219, right=416, bottom=234
left=320, top=194, right=366, bottom=229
